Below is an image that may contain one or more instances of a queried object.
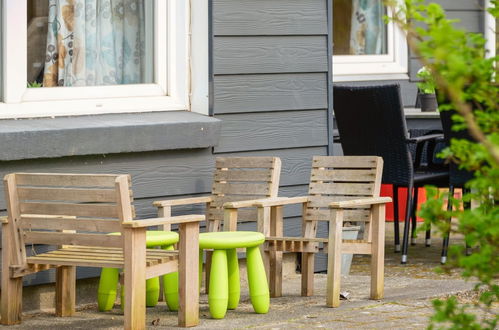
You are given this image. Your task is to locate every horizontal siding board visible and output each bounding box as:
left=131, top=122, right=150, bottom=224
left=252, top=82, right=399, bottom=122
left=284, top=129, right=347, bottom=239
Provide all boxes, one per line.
left=220, top=147, right=327, bottom=186
left=214, top=73, right=328, bottom=114
left=438, top=0, right=484, bottom=10
left=214, top=36, right=328, bottom=74
left=214, top=110, right=328, bottom=153
left=0, top=149, right=214, bottom=210
left=213, top=0, right=327, bottom=35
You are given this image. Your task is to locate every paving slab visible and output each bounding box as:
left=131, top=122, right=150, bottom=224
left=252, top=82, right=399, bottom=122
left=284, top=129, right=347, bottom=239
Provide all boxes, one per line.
left=7, top=274, right=473, bottom=329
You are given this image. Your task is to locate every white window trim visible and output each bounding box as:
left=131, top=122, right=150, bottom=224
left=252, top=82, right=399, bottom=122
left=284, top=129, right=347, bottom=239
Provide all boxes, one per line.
left=332, top=6, right=408, bottom=82
left=485, top=0, right=496, bottom=61
left=0, top=0, right=208, bottom=119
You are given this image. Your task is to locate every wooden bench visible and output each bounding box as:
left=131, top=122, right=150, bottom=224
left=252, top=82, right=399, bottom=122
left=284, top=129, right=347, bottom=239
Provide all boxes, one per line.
left=1, top=173, right=203, bottom=329
left=235, top=156, right=391, bottom=307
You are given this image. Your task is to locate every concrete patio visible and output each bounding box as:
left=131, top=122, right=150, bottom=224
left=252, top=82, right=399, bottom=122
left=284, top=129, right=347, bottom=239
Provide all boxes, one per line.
left=5, top=224, right=476, bottom=329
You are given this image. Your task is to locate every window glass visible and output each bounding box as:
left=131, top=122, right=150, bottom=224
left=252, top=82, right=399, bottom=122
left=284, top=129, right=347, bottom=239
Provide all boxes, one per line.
left=27, top=0, right=153, bottom=88
left=333, top=0, right=387, bottom=55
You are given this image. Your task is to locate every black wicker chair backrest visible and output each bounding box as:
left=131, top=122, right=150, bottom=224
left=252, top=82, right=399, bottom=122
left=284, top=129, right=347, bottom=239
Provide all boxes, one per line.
left=333, top=84, right=413, bottom=186
left=439, top=109, right=475, bottom=186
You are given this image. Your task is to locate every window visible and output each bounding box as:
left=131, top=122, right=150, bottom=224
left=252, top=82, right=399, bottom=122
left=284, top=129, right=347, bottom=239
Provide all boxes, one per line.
left=1, top=0, right=208, bottom=119
left=332, top=0, right=408, bottom=81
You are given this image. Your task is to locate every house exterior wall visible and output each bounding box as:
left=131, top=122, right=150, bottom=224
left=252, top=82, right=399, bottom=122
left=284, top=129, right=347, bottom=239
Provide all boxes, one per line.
left=0, top=0, right=489, bottom=285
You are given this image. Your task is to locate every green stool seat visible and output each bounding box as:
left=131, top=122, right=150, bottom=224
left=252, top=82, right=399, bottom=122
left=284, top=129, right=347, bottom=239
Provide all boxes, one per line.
left=199, top=231, right=265, bottom=249
left=199, top=231, right=269, bottom=319
left=98, top=231, right=179, bottom=312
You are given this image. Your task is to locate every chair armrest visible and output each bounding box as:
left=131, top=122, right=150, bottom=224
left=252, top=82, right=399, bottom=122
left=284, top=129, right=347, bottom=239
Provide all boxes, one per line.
left=122, top=215, right=205, bottom=228
left=223, top=196, right=309, bottom=208
left=406, top=133, right=443, bottom=144
left=329, top=197, right=392, bottom=209
left=0, top=216, right=8, bottom=224
left=251, top=196, right=309, bottom=208
left=153, top=196, right=213, bottom=208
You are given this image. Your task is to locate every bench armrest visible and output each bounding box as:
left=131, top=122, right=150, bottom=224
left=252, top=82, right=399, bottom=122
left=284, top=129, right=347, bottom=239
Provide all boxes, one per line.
left=224, top=196, right=308, bottom=208
left=153, top=196, right=213, bottom=207
left=122, top=214, right=205, bottom=228
left=329, top=197, right=392, bottom=209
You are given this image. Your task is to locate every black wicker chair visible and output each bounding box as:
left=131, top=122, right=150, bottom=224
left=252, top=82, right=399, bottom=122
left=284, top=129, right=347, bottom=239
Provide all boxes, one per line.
left=333, top=84, right=449, bottom=264
left=439, top=109, right=474, bottom=264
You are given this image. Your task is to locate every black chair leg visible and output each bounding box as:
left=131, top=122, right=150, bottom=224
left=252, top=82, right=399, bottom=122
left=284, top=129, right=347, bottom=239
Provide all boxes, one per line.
left=441, top=185, right=454, bottom=264
left=410, top=187, right=419, bottom=246
left=425, top=227, right=431, bottom=247
left=401, top=182, right=414, bottom=264
left=393, top=185, right=400, bottom=252
left=463, top=188, right=473, bottom=256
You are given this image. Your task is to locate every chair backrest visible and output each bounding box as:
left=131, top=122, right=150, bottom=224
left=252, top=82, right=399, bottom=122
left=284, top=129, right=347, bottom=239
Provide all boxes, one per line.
left=303, top=156, right=383, bottom=237
left=439, top=109, right=475, bottom=186
left=333, top=84, right=413, bottom=186
left=3, top=173, right=134, bottom=267
left=208, top=157, right=281, bottom=231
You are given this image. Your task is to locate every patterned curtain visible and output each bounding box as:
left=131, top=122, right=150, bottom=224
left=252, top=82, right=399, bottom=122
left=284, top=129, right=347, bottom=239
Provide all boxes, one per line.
left=43, top=0, right=145, bottom=87
left=350, top=0, right=385, bottom=55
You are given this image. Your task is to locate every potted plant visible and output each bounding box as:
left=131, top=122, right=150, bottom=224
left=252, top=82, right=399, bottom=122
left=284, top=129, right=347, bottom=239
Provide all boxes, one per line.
left=415, top=66, right=438, bottom=112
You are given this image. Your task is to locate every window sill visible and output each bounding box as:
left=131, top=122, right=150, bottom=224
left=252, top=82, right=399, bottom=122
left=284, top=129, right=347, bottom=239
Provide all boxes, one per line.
left=0, top=111, right=221, bottom=161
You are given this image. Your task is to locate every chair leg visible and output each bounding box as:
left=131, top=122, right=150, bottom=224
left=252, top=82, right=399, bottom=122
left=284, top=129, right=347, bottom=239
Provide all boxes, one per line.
left=393, top=185, right=401, bottom=252
left=425, top=226, right=432, bottom=247
left=123, top=228, right=146, bottom=330
left=370, top=204, right=385, bottom=300
left=269, top=205, right=283, bottom=298
left=326, top=209, right=343, bottom=307
left=178, top=222, right=200, bottom=327
left=227, top=248, right=240, bottom=310
left=247, top=246, right=269, bottom=314
left=55, top=266, right=76, bottom=317
left=301, top=252, right=315, bottom=297
left=441, top=185, right=454, bottom=264
left=410, top=187, right=419, bottom=246
left=0, top=276, right=23, bottom=325
left=401, top=182, right=414, bottom=264
left=463, top=188, right=473, bottom=256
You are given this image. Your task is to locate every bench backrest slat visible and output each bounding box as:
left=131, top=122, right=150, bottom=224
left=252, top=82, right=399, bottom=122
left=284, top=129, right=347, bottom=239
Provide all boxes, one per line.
left=3, top=173, right=134, bottom=267
left=208, top=157, right=281, bottom=230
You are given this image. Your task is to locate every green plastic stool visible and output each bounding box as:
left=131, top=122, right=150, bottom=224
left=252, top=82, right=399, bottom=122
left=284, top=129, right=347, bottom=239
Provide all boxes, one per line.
left=97, top=231, right=179, bottom=312
left=199, top=231, right=269, bottom=319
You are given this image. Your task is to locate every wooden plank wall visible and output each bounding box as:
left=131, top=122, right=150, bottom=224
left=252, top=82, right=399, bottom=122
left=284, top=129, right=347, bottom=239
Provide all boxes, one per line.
left=211, top=0, right=331, bottom=271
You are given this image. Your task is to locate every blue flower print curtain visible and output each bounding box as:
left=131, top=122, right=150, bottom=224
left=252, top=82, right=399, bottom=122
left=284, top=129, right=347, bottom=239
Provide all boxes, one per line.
left=43, top=0, right=146, bottom=87
left=350, top=0, right=386, bottom=55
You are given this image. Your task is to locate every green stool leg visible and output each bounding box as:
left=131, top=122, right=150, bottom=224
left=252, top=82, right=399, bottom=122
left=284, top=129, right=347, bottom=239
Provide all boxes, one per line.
left=162, top=245, right=179, bottom=311
left=199, top=250, right=204, bottom=291
left=146, top=277, right=160, bottom=307
left=98, top=268, right=120, bottom=311
left=246, top=246, right=270, bottom=314
left=209, top=249, right=228, bottom=319
left=227, top=248, right=240, bottom=310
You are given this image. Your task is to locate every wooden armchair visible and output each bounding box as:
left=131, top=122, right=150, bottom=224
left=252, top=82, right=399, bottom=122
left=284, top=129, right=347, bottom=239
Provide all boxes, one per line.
left=1, top=173, right=203, bottom=329
left=154, top=157, right=282, bottom=287
left=248, top=156, right=390, bottom=307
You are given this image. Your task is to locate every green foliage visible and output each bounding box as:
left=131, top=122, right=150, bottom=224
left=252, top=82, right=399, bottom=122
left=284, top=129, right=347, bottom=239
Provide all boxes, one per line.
left=27, top=81, right=42, bottom=88
left=416, top=66, right=436, bottom=94
left=387, top=0, right=499, bottom=329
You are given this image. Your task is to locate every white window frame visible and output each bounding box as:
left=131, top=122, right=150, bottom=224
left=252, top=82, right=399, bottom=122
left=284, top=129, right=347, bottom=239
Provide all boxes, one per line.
left=0, top=0, right=208, bottom=119
left=332, top=5, right=408, bottom=82
left=484, top=0, right=496, bottom=62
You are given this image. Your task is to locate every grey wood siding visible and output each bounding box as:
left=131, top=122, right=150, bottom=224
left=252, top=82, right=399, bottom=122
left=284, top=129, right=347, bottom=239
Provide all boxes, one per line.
left=211, top=0, right=331, bottom=272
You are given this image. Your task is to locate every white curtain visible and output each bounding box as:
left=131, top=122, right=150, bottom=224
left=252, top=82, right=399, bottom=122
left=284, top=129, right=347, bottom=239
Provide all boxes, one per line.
left=43, top=0, right=146, bottom=87
left=350, top=0, right=385, bottom=55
